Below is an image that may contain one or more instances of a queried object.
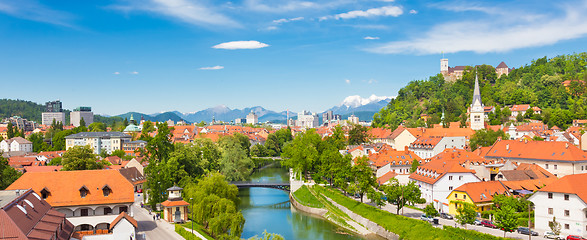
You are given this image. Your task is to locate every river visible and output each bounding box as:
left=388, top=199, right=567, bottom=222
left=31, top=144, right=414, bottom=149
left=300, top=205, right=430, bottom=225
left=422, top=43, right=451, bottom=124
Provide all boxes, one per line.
left=238, top=167, right=366, bottom=240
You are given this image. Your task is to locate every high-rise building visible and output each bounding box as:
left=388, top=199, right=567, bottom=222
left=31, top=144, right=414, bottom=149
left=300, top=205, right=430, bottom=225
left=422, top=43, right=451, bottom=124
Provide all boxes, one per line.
left=42, top=100, right=66, bottom=125
left=246, top=111, right=258, bottom=125
left=70, top=106, right=94, bottom=127
left=470, top=73, right=485, bottom=130
left=296, top=111, right=319, bottom=128
left=45, top=100, right=63, bottom=112
left=322, top=110, right=334, bottom=123
left=348, top=114, right=359, bottom=124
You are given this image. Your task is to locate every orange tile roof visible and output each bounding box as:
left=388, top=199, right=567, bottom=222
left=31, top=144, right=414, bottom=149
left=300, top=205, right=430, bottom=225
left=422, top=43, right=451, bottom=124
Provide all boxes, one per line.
left=409, top=160, right=476, bottom=185
left=536, top=173, right=587, bottom=203
left=410, top=136, right=444, bottom=148
left=24, top=166, right=62, bottom=173
left=429, top=148, right=492, bottom=165
left=501, top=178, right=556, bottom=191
left=484, top=140, right=587, bottom=162
left=516, top=163, right=556, bottom=178
left=6, top=169, right=135, bottom=207
left=161, top=200, right=190, bottom=207
left=369, top=148, right=421, bottom=168
left=453, top=181, right=509, bottom=203
left=377, top=171, right=398, bottom=185
left=511, top=104, right=530, bottom=112
left=369, top=128, right=393, bottom=139
left=472, top=146, right=492, bottom=158
left=109, top=212, right=138, bottom=230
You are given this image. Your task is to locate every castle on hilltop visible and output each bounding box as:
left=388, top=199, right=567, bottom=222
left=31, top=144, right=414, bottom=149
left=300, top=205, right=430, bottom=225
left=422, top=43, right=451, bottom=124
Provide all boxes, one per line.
left=441, top=58, right=511, bottom=82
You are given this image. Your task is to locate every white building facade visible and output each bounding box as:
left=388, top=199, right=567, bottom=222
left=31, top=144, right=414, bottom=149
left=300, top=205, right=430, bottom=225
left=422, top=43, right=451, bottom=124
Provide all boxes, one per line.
left=0, top=137, right=33, bottom=153
left=246, top=111, right=258, bottom=125
left=71, top=107, right=94, bottom=127
left=470, top=74, right=485, bottom=130
left=409, top=136, right=467, bottom=159
left=65, top=132, right=132, bottom=155
left=297, top=111, right=319, bottom=128
left=42, top=112, right=66, bottom=125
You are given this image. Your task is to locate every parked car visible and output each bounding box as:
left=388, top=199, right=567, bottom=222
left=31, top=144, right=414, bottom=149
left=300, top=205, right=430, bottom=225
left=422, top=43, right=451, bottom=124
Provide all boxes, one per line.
left=480, top=220, right=497, bottom=228
left=567, top=235, right=587, bottom=240
left=439, top=213, right=453, bottom=220
left=517, top=227, right=538, bottom=236
left=420, top=214, right=433, bottom=222
left=543, top=231, right=563, bottom=239
left=474, top=219, right=482, bottom=225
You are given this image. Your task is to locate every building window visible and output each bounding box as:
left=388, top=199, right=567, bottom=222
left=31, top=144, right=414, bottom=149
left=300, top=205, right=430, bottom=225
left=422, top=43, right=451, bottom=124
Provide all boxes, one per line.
left=565, top=210, right=570, bottom=217
left=564, top=194, right=569, bottom=200
left=449, top=186, right=453, bottom=190
left=103, top=186, right=111, bottom=197
left=119, top=206, right=128, bottom=214
left=548, top=208, right=553, bottom=214
left=79, top=188, right=88, bottom=198
left=80, top=209, right=89, bottom=216
left=41, top=189, right=50, bottom=199
left=548, top=193, right=553, bottom=199
left=459, top=176, right=463, bottom=180
left=545, top=164, right=549, bottom=169
left=565, top=224, right=569, bottom=229
left=104, top=207, right=112, bottom=215
left=464, top=195, right=467, bottom=200
left=449, top=176, right=453, bottom=180
left=554, top=165, right=558, bottom=170
left=455, top=194, right=457, bottom=198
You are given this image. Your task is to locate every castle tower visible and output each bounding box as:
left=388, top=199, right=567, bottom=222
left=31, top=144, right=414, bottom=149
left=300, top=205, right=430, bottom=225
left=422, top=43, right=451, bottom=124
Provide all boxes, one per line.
left=470, top=73, right=485, bottom=130
left=440, top=58, right=448, bottom=74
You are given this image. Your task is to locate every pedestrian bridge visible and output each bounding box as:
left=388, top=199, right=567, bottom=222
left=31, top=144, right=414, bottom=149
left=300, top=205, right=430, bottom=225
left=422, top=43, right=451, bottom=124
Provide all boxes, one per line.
left=231, top=182, right=290, bottom=192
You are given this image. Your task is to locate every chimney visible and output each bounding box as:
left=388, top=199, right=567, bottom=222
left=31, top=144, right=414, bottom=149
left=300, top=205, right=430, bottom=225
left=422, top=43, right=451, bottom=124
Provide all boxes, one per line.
left=565, top=142, right=569, bottom=149
left=404, top=146, right=409, bottom=153
left=506, top=144, right=509, bottom=150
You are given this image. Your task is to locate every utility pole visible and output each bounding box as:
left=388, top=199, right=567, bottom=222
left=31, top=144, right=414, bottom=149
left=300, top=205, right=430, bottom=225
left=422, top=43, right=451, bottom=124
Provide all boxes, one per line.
left=190, top=197, right=194, bottom=237
left=528, top=202, right=532, bottom=240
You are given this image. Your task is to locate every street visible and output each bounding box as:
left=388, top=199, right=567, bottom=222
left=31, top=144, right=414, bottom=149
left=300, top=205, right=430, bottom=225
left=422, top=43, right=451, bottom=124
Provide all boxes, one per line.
left=132, top=193, right=185, bottom=240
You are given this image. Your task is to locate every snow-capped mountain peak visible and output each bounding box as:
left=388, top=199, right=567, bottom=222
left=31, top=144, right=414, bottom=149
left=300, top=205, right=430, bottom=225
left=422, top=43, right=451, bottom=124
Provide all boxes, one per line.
left=341, top=95, right=393, bottom=108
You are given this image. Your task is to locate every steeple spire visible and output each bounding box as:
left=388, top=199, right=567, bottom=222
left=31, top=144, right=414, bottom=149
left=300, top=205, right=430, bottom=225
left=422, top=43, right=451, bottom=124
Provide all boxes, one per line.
left=471, top=72, right=483, bottom=107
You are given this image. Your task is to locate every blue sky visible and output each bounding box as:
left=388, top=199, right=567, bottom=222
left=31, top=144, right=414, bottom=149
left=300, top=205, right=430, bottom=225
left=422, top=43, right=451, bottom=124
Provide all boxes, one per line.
left=1, top=0, right=587, bottom=116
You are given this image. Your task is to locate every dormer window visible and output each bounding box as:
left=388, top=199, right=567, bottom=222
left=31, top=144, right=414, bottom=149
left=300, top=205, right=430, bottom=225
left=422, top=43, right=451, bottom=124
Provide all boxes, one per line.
left=41, top=188, right=50, bottom=199
left=79, top=186, right=89, bottom=198
left=102, top=185, right=111, bottom=197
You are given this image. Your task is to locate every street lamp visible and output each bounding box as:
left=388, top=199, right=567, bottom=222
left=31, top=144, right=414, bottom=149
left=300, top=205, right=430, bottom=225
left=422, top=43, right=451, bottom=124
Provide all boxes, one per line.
left=190, top=198, right=194, bottom=237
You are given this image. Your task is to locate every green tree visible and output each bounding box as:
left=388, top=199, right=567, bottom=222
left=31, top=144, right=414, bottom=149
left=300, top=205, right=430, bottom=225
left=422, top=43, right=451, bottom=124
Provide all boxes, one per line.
left=469, top=129, right=508, bottom=151
left=454, top=201, right=477, bottom=229
left=231, top=133, right=251, bottom=157
left=424, top=203, right=439, bottom=217
left=248, top=230, right=284, bottom=240
left=79, top=117, right=86, bottom=127
left=382, top=179, right=425, bottom=214
left=27, top=133, right=50, bottom=152
left=88, top=122, right=106, bottom=132
left=367, top=188, right=385, bottom=208
left=348, top=124, right=369, bottom=145
left=410, top=159, right=420, bottom=173
left=142, top=122, right=175, bottom=206
left=250, top=144, right=269, bottom=157
left=47, top=157, right=62, bottom=166
left=61, top=145, right=103, bottom=171
left=549, top=217, right=561, bottom=236
left=51, top=129, right=73, bottom=151
left=123, top=118, right=128, bottom=127
left=494, top=205, right=518, bottom=237
left=351, top=156, right=376, bottom=203
left=6, top=122, right=14, bottom=139
left=0, top=156, right=22, bottom=189
left=218, top=137, right=254, bottom=181
left=183, top=173, right=243, bottom=239
left=281, top=129, right=322, bottom=178
left=139, top=120, right=156, bottom=141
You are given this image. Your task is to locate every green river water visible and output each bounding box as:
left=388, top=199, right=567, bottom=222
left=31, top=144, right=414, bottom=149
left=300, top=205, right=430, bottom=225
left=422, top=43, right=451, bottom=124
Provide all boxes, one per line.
left=238, top=167, right=370, bottom=240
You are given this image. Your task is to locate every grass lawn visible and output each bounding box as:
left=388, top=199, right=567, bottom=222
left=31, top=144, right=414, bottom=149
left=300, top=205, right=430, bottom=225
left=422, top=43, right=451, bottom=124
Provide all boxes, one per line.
left=180, top=222, right=215, bottom=240
left=314, top=185, right=511, bottom=240
left=293, top=185, right=324, bottom=208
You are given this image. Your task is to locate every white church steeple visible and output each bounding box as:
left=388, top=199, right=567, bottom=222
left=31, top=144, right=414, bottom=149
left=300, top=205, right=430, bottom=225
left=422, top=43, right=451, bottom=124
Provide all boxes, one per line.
left=470, top=72, right=485, bottom=130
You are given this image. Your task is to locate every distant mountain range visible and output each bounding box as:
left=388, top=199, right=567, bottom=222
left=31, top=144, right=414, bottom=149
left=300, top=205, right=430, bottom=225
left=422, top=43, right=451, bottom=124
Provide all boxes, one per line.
left=115, top=95, right=393, bottom=124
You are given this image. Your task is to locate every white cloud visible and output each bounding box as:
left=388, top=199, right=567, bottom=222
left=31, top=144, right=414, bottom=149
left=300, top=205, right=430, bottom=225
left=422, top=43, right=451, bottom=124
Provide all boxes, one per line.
left=321, top=5, right=403, bottom=20
left=199, top=65, right=224, bottom=70
left=131, top=71, right=139, bottom=74
left=273, top=16, right=304, bottom=24
left=409, top=9, right=417, bottom=14
left=341, top=94, right=393, bottom=107
left=109, top=0, right=240, bottom=28
left=345, top=79, right=351, bottom=84
left=244, top=0, right=350, bottom=13
left=364, top=36, right=380, bottom=40
left=367, top=79, right=377, bottom=84
left=113, top=72, right=120, bottom=75
left=212, top=40, right=270, bottom=50
left=366, top=2, right=587, bottom=54
left=265, top=26, right=278, bottom=31
left=0, top=0, right=75, bottom=27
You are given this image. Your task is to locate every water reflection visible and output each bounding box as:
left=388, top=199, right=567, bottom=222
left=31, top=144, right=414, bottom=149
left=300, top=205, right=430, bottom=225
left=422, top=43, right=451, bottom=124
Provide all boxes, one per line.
left=239, top=167, right=363, bottom=240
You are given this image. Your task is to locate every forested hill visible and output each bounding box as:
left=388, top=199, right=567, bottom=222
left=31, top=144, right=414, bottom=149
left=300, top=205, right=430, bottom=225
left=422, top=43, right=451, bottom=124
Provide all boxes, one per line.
left=373, top=53, right=587, bottom=130
left=0, top=99, right=121, bottom=125
left=0, top=99, right=45, bottom=122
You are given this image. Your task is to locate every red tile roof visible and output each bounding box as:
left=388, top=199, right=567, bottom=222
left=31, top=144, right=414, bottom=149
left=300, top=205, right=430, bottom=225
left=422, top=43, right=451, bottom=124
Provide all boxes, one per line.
left=161, top=200, right=189, bottom=207
left=24, top=165, right=62, bottom=173
left=484, top=140, right=587, bottom=162
left=369, top=148, right=421, bottom=168
left=109, top=212, right=138, bottom=230
left=511, top=104, right=531, bottom=112
left=453, top=181, right=509, bottom=203
left=409, top=160, right=476, bottom=185
left=536, top=173, right=587, bottom=203
left=6, top=170, right=135, bottom=207
left=377, top=171, right=398, bottom=185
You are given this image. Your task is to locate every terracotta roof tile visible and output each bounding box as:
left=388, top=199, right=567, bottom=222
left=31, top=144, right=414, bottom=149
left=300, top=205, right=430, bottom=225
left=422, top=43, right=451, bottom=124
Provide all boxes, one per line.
left=536, top=173, right=587, bottom=203
left=109, top=212, right=138, bottom=230
left=6, top=170, right=134, bottom=207
left=409, top=160, right=476, bottom=185
left=161, top=200, right=189, bottom=207
left=453, top=181, right=509, bottom=203
left=485, top=140, right=587, bottom=162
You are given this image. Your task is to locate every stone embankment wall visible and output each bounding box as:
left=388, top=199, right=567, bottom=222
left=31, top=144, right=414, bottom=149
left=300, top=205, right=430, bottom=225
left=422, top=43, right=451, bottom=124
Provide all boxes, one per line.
left=289, top=194, right=328, bottom=216
left=324, top=196, right=400, bottom=240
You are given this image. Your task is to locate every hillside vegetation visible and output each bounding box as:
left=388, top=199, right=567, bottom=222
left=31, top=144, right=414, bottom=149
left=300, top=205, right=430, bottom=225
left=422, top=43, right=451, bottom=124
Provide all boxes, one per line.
left=373, top=53, right=587, bottom=129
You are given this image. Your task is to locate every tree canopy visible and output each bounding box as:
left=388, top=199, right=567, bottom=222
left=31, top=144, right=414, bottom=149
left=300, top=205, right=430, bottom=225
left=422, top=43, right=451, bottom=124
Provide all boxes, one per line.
left=61, top=145, right=104, bottom=171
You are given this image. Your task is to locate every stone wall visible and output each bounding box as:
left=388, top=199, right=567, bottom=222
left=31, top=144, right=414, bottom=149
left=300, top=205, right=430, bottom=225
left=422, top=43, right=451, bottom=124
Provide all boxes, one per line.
left=324, top=196, right=400, bottom=240
left=289, top=194, right=328, bottom=216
